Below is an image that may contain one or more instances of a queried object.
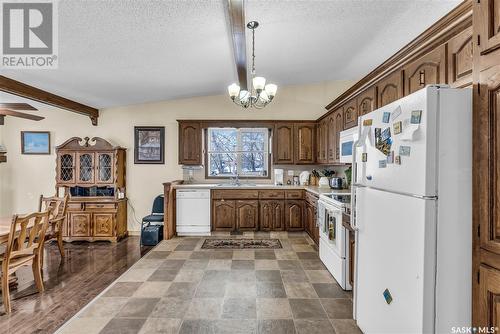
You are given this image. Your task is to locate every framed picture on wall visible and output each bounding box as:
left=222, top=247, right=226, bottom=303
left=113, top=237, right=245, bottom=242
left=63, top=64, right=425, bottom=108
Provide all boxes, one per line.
left=21, top=131, right=50, bottom=155
left=134, top=126, right=165, bottom=164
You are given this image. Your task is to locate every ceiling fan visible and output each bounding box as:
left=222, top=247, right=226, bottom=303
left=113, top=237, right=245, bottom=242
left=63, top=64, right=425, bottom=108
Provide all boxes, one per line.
left=0, top=103, right=44, bottom=124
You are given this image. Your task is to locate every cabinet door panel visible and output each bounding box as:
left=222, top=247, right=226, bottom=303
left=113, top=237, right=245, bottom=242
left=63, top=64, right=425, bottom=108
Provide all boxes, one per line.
left=377, top=71, right=403, bottom=108
left=213, top=200, right=236, bottom=230
left=448, top=26, right=473, bottom=87
left=236, top=200, right=258, bottom=231
left=77, top=152, right=95, bottom=184
left=93, top=213, right=114, bottom=237
left=285, top=200, right=304, bottom=231
left=404, top=45, right=447, bottom=95
left=179, top=122, right=201, bottom=165
left=96, top=153, right=114, bottom=184
left=273, top=123, right=294, bottom=164
left=70, top=213, right=91, bottom=237
left=294, top=123, right=315, bottom=164
left=343, top=100, right=358, bottom=129
left=477, top=0, right=500, bottom=55
left=327, top=115, right=336, bottom=163
left=57, top=152, right=76, bottom=184
left=478, top=265, right=500, bottom=328
left=260, top=201, right=273, bottom=231
left=272, top=201, right=285, bottom=231
left=357, top=87, right=377, bottom=116
left=334, top=110, right=344, bottom=161
left=478, top=65, right=500, bottom=255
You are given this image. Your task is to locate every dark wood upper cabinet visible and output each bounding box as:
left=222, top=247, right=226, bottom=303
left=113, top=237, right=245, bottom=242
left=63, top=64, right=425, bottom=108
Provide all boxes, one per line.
left=327, top=114, right=336, bottom=163
left=294, top=123, right=316, bottom=164
left=357, top=87, right=377, bottom=116
left=285, top=200, right=304, bottom=231
left=273, top=123, right=294, bottom=164
left=343, top=99, right=358, bottom=129
left=318, top=119, right=329, bottom=164
left=377, top=71, right=403, bottom=108
left=477, top=0, right=500, bottom=56
left=212, top=200, right=236, bottom=231
left=236, top=200, right=258, bottom=231
left=403, top=44, right=447, bottom=95
left=178, top=121, right=202, bottom=165
left=448, top=26, right=473, bottom=88
left=334, top=109, right=344, bottom=161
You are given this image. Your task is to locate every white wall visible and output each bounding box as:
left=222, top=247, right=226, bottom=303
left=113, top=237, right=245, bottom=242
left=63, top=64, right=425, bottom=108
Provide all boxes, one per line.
left=0, top=80, right=353, bottom=231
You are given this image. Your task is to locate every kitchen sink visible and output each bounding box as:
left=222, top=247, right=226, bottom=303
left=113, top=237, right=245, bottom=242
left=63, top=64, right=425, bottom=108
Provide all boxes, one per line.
left=216, top=183, right=256, bottom=187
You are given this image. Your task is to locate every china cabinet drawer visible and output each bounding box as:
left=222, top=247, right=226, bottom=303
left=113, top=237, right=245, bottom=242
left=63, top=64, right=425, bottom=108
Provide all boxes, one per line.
left=86, top=203, right=116, bottom=210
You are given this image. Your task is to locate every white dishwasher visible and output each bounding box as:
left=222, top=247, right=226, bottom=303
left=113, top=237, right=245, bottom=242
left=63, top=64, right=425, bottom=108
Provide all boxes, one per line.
left=176, top=189, right=211, bottom=236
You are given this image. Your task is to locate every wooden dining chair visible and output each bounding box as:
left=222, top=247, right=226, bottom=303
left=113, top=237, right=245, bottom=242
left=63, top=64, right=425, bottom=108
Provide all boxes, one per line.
left=38, top=194, right=68, bottom=259
left=0, top=211, right=50, bottom=313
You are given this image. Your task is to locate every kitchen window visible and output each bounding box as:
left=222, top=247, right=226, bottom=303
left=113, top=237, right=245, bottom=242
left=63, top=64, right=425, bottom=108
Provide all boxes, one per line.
left=207, top=127, right=270, bottom=178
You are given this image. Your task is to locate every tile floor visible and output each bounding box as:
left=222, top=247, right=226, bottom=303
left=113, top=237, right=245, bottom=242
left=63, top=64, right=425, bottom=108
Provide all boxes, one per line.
left=58, top=232, right=361, bottom=334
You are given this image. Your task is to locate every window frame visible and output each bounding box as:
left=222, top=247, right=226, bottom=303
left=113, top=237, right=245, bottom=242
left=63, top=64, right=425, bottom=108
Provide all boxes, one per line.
left=204, top=127, right=271, bottom=179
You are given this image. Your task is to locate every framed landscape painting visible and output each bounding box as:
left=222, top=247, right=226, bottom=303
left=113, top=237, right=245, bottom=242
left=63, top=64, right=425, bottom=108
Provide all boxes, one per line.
left=21, top=131, right=50, bottom=155
left=134, top=126, right=165, bottom=164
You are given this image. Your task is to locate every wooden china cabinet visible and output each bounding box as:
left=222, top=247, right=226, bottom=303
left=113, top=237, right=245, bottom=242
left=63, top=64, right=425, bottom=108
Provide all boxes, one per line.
left=55, top=137, right=127, bottom=242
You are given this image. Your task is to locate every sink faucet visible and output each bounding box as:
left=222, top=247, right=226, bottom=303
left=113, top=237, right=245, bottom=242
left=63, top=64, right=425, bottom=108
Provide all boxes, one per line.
left=231, top=173, right=241, bottom=186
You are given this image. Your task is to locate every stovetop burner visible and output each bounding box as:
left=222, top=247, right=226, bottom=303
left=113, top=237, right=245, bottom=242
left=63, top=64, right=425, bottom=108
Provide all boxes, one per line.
left=324, top=194, right=351, bottom=203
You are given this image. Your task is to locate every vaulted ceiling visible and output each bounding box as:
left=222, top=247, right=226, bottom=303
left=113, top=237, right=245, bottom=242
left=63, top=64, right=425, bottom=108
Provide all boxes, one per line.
left=2, top=0, right=461, bottom=109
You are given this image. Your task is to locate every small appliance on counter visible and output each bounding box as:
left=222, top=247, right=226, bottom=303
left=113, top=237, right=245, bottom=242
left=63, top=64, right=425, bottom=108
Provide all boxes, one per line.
left=318, top=177, right=330, bottom=188
left=292, top=175, right=300, bottom=186
left=299, top=171, right=310, bottom=185
left=329, top=177, right=343, bottom=190
left=274, top=169, right=284, bottom=186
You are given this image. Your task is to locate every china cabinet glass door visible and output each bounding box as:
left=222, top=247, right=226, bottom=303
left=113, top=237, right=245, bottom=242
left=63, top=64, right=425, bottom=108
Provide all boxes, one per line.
left=58, top=153, right=75, bottom=184
left=97, top=153, right=113, bottom=184
left=78, top=152, right=94, bottom=183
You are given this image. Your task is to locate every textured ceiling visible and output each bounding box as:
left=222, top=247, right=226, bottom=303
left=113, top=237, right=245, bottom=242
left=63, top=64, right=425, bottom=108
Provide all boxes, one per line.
left=2, top=0, right=461, bottom=108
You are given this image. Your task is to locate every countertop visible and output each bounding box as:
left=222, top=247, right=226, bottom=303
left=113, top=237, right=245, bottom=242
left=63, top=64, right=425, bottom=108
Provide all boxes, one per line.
left=173, top=183, right=351, bottom=197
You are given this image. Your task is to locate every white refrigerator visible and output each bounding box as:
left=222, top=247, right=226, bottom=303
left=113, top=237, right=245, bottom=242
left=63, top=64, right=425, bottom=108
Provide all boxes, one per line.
left=351, top=86, right=472, bottom=334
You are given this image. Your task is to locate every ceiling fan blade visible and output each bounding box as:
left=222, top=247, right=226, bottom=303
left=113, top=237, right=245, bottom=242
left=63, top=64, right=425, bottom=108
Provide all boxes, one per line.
left=0, top=109, right=44, bottom=121
left=0, top=103, right=37, bottom=111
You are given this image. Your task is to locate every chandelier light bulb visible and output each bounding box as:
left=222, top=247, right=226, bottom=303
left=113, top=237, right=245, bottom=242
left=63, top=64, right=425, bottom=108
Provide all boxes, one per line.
left=228, top=83, right=240, bottom=98
left=264, top=84, right=277, bottom=98
left=252, top=77, right=266, bottom=91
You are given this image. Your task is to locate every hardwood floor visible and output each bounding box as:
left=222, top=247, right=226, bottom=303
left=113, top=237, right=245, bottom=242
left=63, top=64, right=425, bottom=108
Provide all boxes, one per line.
left=0, top=236, right=148, bottom=334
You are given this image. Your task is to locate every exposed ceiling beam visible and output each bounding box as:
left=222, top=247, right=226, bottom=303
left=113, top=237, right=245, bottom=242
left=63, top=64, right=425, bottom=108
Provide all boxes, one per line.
left=0, top=109, right=44, bottom=121
left=0, top=76, right=99, bottom=125
left=226, top=0, right=248, bottom=91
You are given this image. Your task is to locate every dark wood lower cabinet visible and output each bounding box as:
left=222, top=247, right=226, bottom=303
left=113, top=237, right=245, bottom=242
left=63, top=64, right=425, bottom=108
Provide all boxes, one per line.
left=213, top=200, right=236, bottom=231
left=260, top=200, right=285, bottom=231
left=236, top=200, right=258, bottom=231
left=477, top=264, right=500, bottom=328
left=285, top=200, right=304, bottom=231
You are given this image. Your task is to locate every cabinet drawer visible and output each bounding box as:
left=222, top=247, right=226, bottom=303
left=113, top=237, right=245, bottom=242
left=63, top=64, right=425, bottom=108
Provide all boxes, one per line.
left=85, top=203, right=116, bottom=210
left=259, top=190, right=285, bottom=199
left=212, top=190, right=259, bottom=200
left=285, top=190, right=304, bottom=199
left=67, top=202, right=83, bottom=211
left=305, top=192, right=318, bottom=205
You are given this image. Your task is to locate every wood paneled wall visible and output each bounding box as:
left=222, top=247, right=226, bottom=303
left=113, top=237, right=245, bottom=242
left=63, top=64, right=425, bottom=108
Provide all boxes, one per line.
left=321, top=0, right=500, bottom=327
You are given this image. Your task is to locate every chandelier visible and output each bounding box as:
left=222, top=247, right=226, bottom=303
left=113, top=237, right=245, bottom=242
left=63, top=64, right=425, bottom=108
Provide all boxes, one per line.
left=227, top=21, right=277, bottom=109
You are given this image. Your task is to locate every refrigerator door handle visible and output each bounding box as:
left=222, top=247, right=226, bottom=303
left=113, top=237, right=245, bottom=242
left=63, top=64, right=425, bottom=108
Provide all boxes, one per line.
left=351, top=136, right=361, bottom=231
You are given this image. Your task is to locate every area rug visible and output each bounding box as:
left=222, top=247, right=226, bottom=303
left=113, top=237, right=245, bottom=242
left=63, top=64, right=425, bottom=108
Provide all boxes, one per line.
left=201, top=238, right=282, bottom=249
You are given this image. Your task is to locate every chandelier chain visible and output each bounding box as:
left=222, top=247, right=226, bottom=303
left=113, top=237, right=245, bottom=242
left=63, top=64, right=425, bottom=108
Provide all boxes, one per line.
left=251, top=26, right=256, bottom=75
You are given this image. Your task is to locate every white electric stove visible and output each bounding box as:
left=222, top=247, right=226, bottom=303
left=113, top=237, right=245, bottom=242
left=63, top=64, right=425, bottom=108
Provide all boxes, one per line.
left=318, top=192, right=352, bottom=290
